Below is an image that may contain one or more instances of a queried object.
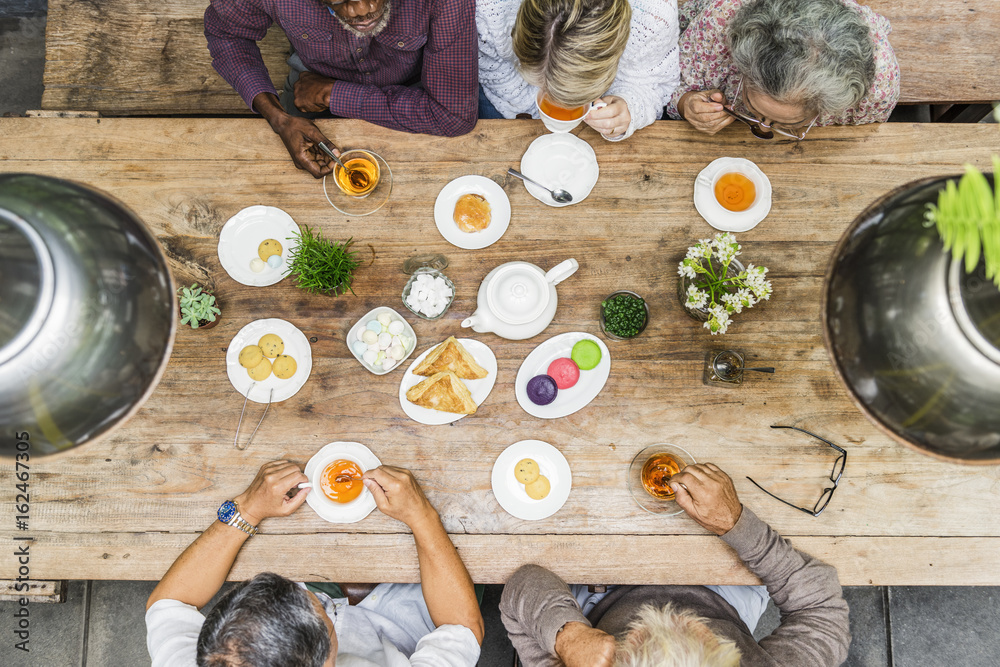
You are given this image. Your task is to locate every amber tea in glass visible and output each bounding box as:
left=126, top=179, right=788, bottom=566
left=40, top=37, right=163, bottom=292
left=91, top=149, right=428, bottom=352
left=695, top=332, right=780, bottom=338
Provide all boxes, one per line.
left=641, top=453, right=683, bottom=500
left=335, top=151, right=380, bottom=197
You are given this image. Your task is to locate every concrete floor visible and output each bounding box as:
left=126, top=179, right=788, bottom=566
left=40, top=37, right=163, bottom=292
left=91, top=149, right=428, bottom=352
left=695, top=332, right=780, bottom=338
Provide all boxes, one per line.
left=2, top=3, right=999, bottom=666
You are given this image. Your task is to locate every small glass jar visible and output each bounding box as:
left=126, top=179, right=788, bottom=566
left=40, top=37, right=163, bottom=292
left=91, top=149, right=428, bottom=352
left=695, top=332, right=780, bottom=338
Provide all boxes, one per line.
left=599, top=290, right=649, bottom=340
left=401, top=268, right=456, bottom=320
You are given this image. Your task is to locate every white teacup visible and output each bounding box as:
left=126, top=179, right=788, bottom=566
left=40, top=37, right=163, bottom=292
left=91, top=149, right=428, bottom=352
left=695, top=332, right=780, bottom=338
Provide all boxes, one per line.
left=536, top=92, right=608, bottom=133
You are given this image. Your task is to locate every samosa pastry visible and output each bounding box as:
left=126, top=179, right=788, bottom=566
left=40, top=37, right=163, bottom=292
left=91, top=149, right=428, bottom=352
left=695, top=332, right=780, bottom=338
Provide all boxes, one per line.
left=413, top=336, right=488, bottom=380
left=405, top=371, right=478, bottom=415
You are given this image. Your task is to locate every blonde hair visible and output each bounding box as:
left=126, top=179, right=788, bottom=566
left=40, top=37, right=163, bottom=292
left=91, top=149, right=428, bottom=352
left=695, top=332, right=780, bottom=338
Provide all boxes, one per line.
left=512, top=0, right=632, bottom=108
left=614, top=604, right=742, bottom=667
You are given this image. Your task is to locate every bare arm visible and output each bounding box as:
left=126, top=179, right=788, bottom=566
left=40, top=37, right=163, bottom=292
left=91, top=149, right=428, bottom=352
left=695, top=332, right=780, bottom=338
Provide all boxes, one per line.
left=363, top=466, right=485, bottom=644
left=147, top=460, right=309, bottom=610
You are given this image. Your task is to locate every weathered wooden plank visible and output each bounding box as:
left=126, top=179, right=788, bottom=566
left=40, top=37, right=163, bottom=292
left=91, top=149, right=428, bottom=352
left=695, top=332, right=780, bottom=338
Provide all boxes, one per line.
left=0, top=580, right=65, bottom=603
left=39, top=0, right=1000, bottom=113
left=1, top=119, right=998, bottom=583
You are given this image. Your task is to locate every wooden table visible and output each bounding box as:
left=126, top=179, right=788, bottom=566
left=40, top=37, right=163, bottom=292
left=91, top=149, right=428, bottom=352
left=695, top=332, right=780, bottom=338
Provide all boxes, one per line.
left=1, top=118, right=999, bottom=585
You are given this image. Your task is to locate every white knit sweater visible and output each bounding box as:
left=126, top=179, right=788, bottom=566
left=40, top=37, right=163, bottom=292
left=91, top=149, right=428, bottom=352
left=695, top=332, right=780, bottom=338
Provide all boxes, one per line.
left=476, top=0, right=680, bottom=140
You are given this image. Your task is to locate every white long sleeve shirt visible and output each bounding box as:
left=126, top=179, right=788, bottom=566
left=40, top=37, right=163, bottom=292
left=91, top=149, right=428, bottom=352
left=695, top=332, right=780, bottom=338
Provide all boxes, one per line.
left=476, top=0, right=680, bottom=140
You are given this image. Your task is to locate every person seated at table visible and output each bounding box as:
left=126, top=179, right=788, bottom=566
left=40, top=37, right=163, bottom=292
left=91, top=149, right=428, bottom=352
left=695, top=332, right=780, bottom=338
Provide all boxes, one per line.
left=500, top=463, right=850, bottom=666
left=477, top=0, right=680, bottom=140
left=204, top=0, right=478, bottom=178
left=145, top=460, right=484, bottom=666
left=666, top=0, right=899, bottom=138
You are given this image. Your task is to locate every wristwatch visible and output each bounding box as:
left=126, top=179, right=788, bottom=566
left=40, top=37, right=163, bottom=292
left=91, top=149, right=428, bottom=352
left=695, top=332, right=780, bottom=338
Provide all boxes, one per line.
left=217, top=500, right=259, bottom=537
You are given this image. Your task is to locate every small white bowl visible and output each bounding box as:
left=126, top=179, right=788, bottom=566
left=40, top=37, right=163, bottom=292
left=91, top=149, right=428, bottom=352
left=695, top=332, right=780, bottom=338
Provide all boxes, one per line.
left=346, top=306, right=417, bottom=375
left=693, top=157, right=772, bottom=232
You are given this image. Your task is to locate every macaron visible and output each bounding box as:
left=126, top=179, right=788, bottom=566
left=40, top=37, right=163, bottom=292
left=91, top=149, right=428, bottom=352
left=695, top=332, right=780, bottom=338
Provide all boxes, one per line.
left=571, top=339, right=602, bottom=371
left=266, top=254, right=283, bottom=269
left=351, top=341, right=368, bottom=356
left=366, top=320, right=383, bottom=333
left=526, top=375, right=558, bottom=406
left=547, top=357, right=580, bottom=389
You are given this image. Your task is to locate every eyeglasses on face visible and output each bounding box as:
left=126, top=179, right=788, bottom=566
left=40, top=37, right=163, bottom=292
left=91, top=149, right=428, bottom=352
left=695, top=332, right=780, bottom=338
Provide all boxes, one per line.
left=746, top=425, right=847, bottom=517
left=723, top=78, right=818, bottom=141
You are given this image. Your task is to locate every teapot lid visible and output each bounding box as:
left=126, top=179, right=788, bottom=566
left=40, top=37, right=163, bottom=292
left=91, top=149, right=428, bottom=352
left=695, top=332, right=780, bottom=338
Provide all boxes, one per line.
left=486, top=264, right=550, bottom=325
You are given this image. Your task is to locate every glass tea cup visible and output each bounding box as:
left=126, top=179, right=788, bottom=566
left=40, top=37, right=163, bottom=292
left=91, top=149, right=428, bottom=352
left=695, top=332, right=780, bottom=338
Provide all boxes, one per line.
left=334, top=149, right=380, bottom=198
left=627, top=444, right=696, bottom=515
left=536, top=92, right=608, bottom=133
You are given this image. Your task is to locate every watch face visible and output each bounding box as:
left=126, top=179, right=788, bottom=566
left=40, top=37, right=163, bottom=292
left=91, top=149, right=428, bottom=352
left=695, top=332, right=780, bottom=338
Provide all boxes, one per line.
left=218, top=500, right=237, bottom=523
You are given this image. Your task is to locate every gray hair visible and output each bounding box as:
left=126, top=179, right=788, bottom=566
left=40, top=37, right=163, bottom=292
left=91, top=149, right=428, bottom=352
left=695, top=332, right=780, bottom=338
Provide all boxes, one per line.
left=727, top=0, right=876, bottom=115
left=614, top=603, right=741, bottom=667
left=197, top=572, right=330, bottom=667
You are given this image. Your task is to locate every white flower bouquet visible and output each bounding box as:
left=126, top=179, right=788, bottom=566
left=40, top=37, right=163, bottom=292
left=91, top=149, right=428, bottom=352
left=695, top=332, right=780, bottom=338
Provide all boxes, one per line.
left=677, top=232, right=773, bottom=334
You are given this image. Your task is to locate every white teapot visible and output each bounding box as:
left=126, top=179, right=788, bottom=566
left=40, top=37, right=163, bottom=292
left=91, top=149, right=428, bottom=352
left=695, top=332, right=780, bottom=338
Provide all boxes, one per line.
left=461, top=259, right=579, bottom=340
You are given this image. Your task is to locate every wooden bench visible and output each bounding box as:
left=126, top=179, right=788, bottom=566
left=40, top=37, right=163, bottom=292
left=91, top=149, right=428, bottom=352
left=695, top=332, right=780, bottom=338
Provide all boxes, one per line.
left=39, top=0, right=1000, bottom=115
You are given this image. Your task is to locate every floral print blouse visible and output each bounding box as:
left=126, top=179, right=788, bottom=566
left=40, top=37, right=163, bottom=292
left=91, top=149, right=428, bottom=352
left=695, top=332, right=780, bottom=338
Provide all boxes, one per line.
left=666, top=0, right=900, bottom=125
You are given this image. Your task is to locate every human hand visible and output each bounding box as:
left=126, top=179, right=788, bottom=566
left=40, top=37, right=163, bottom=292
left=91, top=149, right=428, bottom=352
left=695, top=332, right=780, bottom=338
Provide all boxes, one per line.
left=669, top=463, right=743, bottom=535
left=554, top=622, right=616, bottom=667
left=270, top=115, right=335, bottom=178
left=678, top=89, right=735, bottom=135
left=363, top=466, right=437, bottom=530
left=584, top=95, right=631, bottom=138
left=293, top=71, right=335, bottom=113
left=233, top=460, right=310, bottom=526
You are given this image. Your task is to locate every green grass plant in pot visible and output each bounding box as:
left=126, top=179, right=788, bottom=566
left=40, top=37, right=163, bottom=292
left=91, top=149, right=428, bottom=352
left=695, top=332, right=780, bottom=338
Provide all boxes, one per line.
left=286, top=225, right=360, bottom=296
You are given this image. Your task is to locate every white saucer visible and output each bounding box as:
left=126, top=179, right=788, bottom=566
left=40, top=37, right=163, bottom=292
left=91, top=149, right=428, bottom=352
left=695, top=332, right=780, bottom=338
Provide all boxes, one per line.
left=514, top=332, right=611, bottom=419
left=491, top=440, right=572, bottom=521
left=398, top=338, right=498, bottom=425
left=217, top=206, right=299, bottom=286
left=226, top=318, right=312, bottom=403
left=304, top=441, right=381, bottom=523
left=693, top=157, right=772, bottom=232
left=434, top=175, right=511, bottom=249
left=519, top=134, right=599, bottom=207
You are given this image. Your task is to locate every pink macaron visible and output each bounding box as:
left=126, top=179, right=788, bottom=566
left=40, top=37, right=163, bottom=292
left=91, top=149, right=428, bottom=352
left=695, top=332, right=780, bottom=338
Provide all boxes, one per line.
left=547, top=357, right=580, bottom=389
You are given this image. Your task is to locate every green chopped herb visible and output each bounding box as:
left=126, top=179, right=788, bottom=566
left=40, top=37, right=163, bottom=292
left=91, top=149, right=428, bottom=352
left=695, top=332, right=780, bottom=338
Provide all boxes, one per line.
left=602, top=293, right=647, bottom=338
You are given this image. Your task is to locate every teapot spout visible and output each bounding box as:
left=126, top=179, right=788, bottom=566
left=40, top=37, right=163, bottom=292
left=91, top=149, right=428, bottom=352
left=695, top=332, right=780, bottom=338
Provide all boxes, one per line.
left=461, top=315, right=478, bottom=329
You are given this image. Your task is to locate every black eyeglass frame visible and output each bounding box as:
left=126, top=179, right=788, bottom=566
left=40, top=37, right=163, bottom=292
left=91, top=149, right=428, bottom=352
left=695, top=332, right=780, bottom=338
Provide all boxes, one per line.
left=746, top=425, right=847, bottom=517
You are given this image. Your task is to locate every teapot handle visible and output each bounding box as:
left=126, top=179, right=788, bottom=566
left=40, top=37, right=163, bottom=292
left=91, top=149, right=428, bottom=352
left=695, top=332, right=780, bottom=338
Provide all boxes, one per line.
left=545, top=258, right=579, bottom=286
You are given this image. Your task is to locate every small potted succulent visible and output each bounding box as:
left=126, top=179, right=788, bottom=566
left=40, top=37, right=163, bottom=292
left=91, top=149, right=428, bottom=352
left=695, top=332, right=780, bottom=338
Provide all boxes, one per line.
left=178, top=283, right=221, bottom=329
left=677, top=232, right=773, bottom=335
left=286, top=225, right=361, bottom=296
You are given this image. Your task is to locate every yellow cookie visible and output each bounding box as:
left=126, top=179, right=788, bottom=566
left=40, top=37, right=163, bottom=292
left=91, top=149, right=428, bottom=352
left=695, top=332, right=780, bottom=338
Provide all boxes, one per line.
left=247, top=357, right=272, bottom=381
left=258, top=333, right=284, bottom=358
left=525, top=475, right=550, bottom=500
left=272, top=354, right=297, bottom=380
left=514, top=458, right=540, bottom=485
left=238, top=345, right=264, bottom=369
left=258, top=239, right=282, bottom=261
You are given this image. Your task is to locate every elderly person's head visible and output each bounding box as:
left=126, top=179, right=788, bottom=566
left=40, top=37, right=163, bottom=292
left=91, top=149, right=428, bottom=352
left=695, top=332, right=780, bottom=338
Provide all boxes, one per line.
left=727, top=0, right=876, bottom=128
left=615, top=603, right=741, bottom=667
left=512, top=0, right=632, bottom=109
left=197, top=572, right=333, bottom=667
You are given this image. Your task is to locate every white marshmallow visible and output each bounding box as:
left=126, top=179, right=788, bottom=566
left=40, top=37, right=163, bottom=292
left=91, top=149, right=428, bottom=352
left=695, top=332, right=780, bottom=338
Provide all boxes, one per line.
left=388, top=320, right=404, bottom=335
left=378, top=332, right=392, bottom=349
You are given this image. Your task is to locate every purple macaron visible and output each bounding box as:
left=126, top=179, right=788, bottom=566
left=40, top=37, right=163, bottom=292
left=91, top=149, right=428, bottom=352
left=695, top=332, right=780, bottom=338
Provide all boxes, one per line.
left=526, top=375, right=558, bottom=406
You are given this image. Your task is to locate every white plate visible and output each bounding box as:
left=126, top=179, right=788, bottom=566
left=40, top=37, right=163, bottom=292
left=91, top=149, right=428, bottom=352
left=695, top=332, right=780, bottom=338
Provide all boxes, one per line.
left=346, top=307, right=418, bottom=375
left=226, top=318, right=312, bottom=403
left=398, top=338, right=498, bottom=424
left=693, top=157, right=772, bottom=232
left=491, top=440, right=572, bottom=521
left=433, top=175, right=512, bottom=249
left=515, top=332, right=611, bottom=419
left=217, top=206, right=299, bottom=286
left=304, top=441, right=381, bottom=524
left=519, top=134, right=599, bottom=207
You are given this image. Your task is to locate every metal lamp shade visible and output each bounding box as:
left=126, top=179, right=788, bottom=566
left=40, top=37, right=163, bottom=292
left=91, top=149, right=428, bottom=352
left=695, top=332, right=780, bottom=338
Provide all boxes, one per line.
left=823, top=175, right=1000, bottom=463
left=0, top=174, right=175, bottom=457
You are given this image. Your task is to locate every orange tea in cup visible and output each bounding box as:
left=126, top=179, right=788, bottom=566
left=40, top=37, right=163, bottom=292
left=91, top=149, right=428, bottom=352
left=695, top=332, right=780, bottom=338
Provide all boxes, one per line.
left=538, top=96, right=586, bottom=121
left=641, top=453, right=682, bottom=500
left=320, top=459, right=364, bottom=503
left=335, top=151, right=379, bottom=197
left=714, top=172, right=756, bottom=212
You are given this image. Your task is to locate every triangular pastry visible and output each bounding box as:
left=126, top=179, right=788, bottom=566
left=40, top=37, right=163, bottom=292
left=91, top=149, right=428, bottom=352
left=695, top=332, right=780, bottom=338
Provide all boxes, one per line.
left=405, top=371, right=478, bottom=414
left=413, top=337, right=488, bottom=380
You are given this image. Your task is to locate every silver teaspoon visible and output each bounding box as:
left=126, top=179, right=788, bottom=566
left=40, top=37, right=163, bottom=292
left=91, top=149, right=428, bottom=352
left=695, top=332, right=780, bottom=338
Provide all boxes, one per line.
left=507, top=168, right=573, bottom=204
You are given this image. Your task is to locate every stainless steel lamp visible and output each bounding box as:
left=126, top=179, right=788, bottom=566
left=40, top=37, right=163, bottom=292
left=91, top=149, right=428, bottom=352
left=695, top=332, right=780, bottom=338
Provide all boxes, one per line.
left=0, top=174, right=176, bottom=457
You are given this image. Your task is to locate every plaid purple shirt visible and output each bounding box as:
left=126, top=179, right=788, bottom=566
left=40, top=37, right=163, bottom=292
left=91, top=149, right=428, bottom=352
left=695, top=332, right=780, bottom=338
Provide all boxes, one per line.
left=205, top=0, right=477, bottom=136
